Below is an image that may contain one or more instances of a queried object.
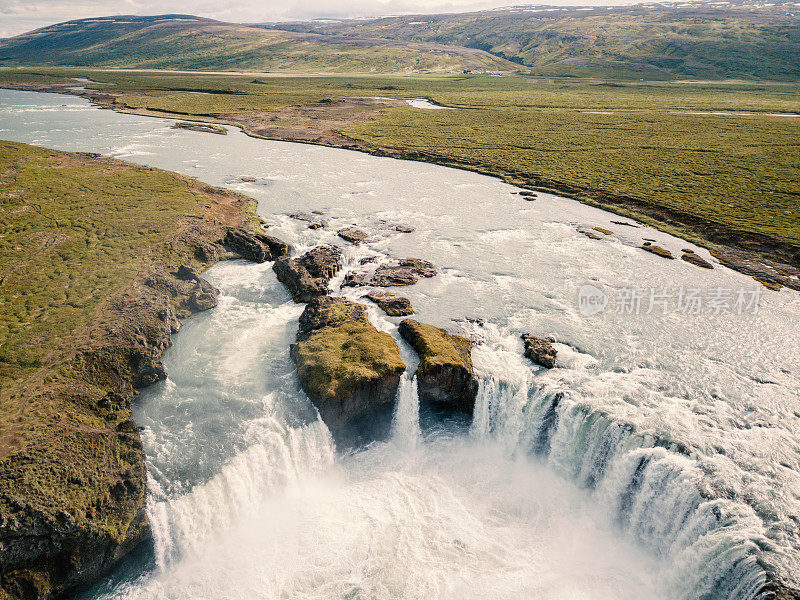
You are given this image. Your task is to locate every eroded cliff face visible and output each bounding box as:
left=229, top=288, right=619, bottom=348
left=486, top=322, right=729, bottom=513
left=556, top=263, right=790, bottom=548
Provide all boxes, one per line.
left=0, top=147, right=259, bottom=600
left=0, top=268, right=226, bottom=600
left=398, top=319, right=478, bottom=415
left=290, top=297, right=406, bottom=447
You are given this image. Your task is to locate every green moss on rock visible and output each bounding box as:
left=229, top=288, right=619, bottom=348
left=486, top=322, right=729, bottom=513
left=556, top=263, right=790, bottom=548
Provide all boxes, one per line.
left=293, top=322, right=405, bottom=403
left=291, top=297, right=405, bottom=446
left=398, top=319, right=478, bottom=414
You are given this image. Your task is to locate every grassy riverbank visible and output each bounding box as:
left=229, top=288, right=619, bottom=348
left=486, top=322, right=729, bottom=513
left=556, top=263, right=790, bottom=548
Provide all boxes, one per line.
left=1, top=68, right=799, bottom=288
left=0, top=140, right=257, bottom=599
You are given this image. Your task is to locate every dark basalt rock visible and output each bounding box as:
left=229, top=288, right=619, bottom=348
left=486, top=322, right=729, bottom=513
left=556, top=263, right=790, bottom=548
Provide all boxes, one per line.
left=681, top=250, right=714, bottom=269
left=289, top=213, right=327, bottom=229
left=364, top=291, right=414, bottom=316
left=187, top=279, right=219, bottom=312
left=337, top=227, right=368, bottom=245
left=145, top=269, right=219, bottom=320
left=760, top=574, right=800, bottom=600
left=134, top=359, right=168, bottom=387
left=273, top=245, right=342, bottom=303
left=174, top=265, right=200, bottom=281
left=521, top=334, right=558, bottom=369
left=389, top=224, right=415, bottom=233
left=0, top=473, right=149, bottom=600
left=398, top=319, right=478, bottom=414
left=292, top=297, right=406, bottom=447
left=223, top=228, right=291, bottom=263
left=344, top=258, right=437, bottom=288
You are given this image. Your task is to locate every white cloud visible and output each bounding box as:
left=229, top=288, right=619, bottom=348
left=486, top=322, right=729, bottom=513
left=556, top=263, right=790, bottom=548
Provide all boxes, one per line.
left=0, top=0, right=649, bottom=38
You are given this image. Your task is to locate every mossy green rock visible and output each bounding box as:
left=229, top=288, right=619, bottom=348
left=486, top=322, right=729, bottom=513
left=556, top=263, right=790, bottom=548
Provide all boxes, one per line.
left=398, top=319, right=478, bottom=414
left=291, top=297, right=406, bottom=446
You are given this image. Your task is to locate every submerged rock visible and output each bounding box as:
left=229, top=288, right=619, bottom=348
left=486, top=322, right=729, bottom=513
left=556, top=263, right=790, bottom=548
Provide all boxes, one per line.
left=521, top=334, right=558, bottom=369
left=289, top=212, right=327, bottom=229
left=581, top=229, right=603, bottom=240
left=593, top=226, right=613, bottom=236
left=390, top=224, right=415, bottom=233
left=345, top=258, right=437, bottom=288
left=337, top=227, right=368, bottom=245
left=292, top=297, right=406, bottom=446
left=398, top=319, right=478, bottom=414
left=172, top=121, right=227, bottom=135
left=641, top=244, right=675, bottom=259
left=364, top=291, right=414, bottom=316
left=273, top=245, right=342, bottom=303
left=223, top=228, right=291, bottom=263
left=681, top=250, right=714, bottom=269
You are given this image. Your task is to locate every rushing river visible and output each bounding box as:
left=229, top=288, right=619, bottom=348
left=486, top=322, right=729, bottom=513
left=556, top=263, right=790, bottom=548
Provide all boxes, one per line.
left=1, top=89, right=799, bottom=599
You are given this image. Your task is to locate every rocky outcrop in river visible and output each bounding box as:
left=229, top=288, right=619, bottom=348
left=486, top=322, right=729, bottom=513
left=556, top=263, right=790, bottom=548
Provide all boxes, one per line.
left=337, top=227, right=368, bottom=245
left=364, top=291, right=414, bottom=316
left=223, top=228, right=291, bottom=263
left=273, top=245, right=342, bottom=303
left=398, top=319, right=478, bottom=414
left=681, top=249, right=714, bottom=269
left=344, top=258, right=436, bottom=287
left=521, top=334, right=557, bottom=369
left=291, top=297, right=406, bottom=446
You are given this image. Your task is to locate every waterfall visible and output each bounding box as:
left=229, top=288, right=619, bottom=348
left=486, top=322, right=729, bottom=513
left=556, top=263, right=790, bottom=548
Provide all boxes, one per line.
left=391, top=373, right=421, bottom=449
left=147, top=419, right=335, bottom=570
left=471, top=374, right=769, bottom=600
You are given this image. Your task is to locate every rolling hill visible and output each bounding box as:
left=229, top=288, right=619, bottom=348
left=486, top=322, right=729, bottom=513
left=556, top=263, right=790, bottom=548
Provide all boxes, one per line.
left=0, top=15, right=520, bottom=74
left=267, top=1, right=800, bottom=80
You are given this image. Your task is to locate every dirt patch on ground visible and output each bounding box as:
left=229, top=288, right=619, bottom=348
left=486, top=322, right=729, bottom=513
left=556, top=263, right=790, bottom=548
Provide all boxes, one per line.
left=222, top=98, right=400, bottom=148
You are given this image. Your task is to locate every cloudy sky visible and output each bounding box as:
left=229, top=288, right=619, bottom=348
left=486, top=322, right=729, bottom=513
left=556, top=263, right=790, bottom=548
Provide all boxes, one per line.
left=0, top=0, right=647, bottom=38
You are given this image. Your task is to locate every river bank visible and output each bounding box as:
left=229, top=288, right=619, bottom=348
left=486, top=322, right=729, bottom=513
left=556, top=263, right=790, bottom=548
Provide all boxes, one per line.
left=1, top=78, right=797, bottom=292
left=0, top=141, right=261, bottom=599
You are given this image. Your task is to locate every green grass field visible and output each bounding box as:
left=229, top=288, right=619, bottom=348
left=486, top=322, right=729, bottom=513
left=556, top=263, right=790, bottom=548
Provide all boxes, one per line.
left=0, top=139, right=224, bottom=391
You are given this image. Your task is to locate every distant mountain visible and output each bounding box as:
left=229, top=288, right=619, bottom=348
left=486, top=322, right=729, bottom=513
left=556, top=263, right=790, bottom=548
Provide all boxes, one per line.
left=266, top=1, right=800, bottom=80
left=0, top=15, right=519, bottom=74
